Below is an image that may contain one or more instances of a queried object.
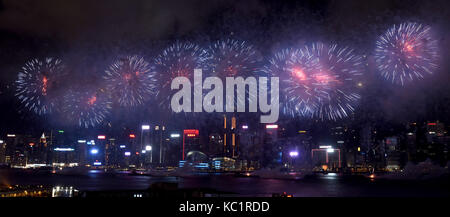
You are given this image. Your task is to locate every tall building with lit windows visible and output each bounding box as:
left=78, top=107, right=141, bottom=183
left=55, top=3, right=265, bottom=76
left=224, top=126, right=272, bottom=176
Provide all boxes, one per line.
left=0, top=139, right=6, bottom=164
left=261, top=124, right=280, bottom=167
left=222, top=115, right=238, bottom=158
left=182, top=129, right=201, bottom=161
left=5, top=134, right=36, bottom=166
left=105, top=138, right=119, bottom=168
left=149, top=124, right=166, bottom=165
left=165, top=130, right=182, bottom=166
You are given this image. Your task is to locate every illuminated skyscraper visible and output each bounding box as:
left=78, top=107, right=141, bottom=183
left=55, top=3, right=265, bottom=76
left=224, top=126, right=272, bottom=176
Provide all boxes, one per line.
left=182, top=129, right=200, bottom=161
left=222, top=115, right=238, bottom=158
left=0, top=139, right=6, bottom=164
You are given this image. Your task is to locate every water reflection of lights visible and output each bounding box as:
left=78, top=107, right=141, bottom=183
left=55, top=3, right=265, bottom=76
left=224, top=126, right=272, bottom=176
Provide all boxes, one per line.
left=52, top=186, right=78, bottom=197
left=321, top=172, right=338, bottom=180
left=88, top=170, right=102, bottom=174
left=0, top=185, right=50, bottom=197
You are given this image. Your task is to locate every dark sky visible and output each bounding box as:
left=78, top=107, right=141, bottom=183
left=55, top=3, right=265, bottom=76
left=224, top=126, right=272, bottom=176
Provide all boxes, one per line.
left=0, top=0, right=449, bottom=135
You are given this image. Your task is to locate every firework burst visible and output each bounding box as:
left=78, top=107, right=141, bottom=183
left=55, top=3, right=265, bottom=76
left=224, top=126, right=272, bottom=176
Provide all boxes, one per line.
left=264, top=48, right=316, bottom=116
left=271, top=43, right=364, bottom=120
left=374, top=22, right=439, bottom=85
left=205, top=39, right=260, bottom=77
left=104, top=55, right=156, bottom=107
left=63, top=89, right=112, bottom=128
left=154, top=41, right=209, bottom=109
left=16, top=58, right=66, bottom=115
left=205, top=39, right=261, bottom=111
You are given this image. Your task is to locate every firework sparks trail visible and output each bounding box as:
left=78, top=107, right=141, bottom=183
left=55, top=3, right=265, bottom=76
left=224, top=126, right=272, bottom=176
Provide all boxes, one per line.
left=16, top=58, right=66, bottom=115
left=205, top=39, right=261, bottom=111
left=154, top=41, right=209, bottom=110
left=374, top=22, right=439, bottom=85
left=104, top=55, right=157, bottom=107
left=268, top=43, right=364, bottom=120
left=63, top=89, right=112, bottom=128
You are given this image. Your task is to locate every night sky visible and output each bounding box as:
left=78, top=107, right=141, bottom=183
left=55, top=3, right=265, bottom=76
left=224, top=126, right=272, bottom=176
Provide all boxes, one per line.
left=0, top=0, right=449, bottom=136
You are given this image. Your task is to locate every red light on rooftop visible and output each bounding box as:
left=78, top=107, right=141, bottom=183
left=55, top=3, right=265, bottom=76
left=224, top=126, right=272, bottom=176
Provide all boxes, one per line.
left=183, top=129, right=199, bottom=136
left=428, top=123, right=436, bottom=126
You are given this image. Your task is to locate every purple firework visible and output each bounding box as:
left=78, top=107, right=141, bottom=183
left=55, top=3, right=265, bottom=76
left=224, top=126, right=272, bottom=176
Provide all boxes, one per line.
left=205, top=39, right=260, bottom=77
left=272, top=43, right=364, bottom=120
left=16, top=58, right=66, bottom=115
left=264, top=48, right=317, bottom=117
left=154, top=41, right=209, bottom=109
left=205, top=39, right=261, bottom=111
left=104, top=55, right=157, bottom=107
left=374, top=22, right=439, bottom=85
left=63, top=89, right=112, bottom=128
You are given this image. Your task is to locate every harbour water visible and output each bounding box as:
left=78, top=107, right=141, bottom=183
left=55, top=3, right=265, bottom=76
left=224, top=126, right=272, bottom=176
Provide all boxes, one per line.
left=1, top=169, right=449, bottom=197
